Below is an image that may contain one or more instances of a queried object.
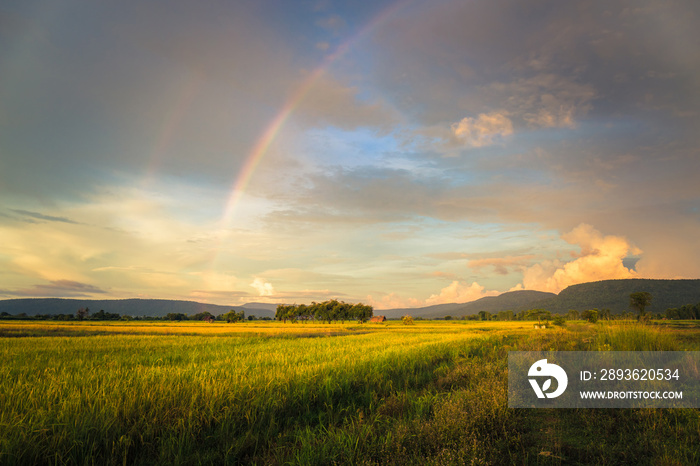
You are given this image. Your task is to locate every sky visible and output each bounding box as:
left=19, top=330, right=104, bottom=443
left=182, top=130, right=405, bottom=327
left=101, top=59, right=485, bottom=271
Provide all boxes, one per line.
left=1, top=0, right=699, bottom=309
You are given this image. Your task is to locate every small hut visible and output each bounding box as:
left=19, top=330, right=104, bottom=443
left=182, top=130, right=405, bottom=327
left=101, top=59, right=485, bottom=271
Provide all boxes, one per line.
left=370, top=315, right=386, bottom=323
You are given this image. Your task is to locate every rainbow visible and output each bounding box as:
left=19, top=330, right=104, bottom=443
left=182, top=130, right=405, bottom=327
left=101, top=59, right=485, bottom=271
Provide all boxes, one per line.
left=219, top=0, right=409, bottom=228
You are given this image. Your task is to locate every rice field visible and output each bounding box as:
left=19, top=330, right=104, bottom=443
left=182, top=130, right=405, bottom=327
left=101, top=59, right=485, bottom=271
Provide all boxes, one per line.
left=1, top=320, right=699, bottom=465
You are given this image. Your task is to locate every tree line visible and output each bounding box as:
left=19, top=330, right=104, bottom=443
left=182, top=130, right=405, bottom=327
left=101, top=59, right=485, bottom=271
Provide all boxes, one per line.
left=3, top=291, right=698, bottom=322
left=455, top=293, right=700, bottom=323
left=0, top=307, right=271, bottom=322
left=275, top=300, right=373, bottom=323
left=462, top=308, right=610, bottom=322
left=665, top=303, right=700, bottom=320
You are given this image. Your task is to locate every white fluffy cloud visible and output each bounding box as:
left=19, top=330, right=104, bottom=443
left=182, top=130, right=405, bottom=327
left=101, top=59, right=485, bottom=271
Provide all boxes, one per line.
left=451, top=111, right=513, bottom=147
left=520, top=224, right=641, bottom=293
left=425, top=280, right=499, bottom=305
left=250, top=278, right=275, bottom=296
left=367, top=280, right=499, bottom=310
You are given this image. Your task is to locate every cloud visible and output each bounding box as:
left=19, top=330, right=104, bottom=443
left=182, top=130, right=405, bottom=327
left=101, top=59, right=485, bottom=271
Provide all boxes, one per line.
left=468, top=255, right=536, bottom=275
left=1, top=1, right=697, bottom=308
left=0, top=280, right=107, bottom=298
left=316, top=14, right=346, bottom=34
left=425, top=281, right=499, bottom=305
left=0, top=1, right=317, bottom=200
left=487, top=74, right=596, bottom=129
left=274, top=166, right=445, bottom=224
left=525, top=100, right=572, bottom=128
left=188, top=271, right=240, bottom=294
left=188, top=290, right=252, bottom=301
left=250, top=278, right=275, bottom=297
left=451, top=111, right=513, bottom=147
left=293, top=73, right=397, bottom=130
left=370, top=1, right=698, bottom=126
left=366, top=293, right=422, bottom=310
left=8, top=209, right=82, bottom=225
left=519, top=224, right=641, bottom=293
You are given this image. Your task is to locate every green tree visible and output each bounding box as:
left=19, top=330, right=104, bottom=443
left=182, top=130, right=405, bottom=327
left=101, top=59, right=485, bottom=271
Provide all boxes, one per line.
left=224, top=310, right=245, bottom=323
left=76, top=307, right=89, bottom=320
left=552, top=315, right=566, bottom=326
left=401, top=315, right=414, bottom=325
left=352, top=303, right=373, bottom=323
left=275, top=305, right=294, bottom=323
left=525, top=309, right=550, bottom=322
left=581, top=309, right=598, bottom=323
left=297, top=304, right=308, bottom=323
left=497, top=310, right=514, bottom=321
left=630, top=292, right=653, bottom=317
left=678, top=304, right=698, bottom=320
left=666, top=308, right=680, bottom=320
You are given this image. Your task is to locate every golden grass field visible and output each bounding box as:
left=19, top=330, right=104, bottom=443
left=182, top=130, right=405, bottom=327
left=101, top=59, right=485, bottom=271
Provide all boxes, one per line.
left=1, top=319, right=698, bottom=465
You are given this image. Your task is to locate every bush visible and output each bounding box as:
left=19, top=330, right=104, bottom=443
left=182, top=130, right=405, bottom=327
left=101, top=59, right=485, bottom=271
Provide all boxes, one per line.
left=552, top=315, right=566, bottom=326
left=581, top=309, right=599, bottom=323
left=402, top=315, right=415, bottom=325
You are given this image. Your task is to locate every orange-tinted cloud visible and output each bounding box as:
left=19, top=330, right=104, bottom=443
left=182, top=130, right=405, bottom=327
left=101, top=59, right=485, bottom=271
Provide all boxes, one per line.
left=468, top=255, right=536, bottom=275
left=451, top=111, right=513, bottom=147
left=425, top=280, right=499, bottom=305
left=520, top=224, right=641, bottom=293
left=366, top=292, right=422, bottom=310
left=368, top=280, right=499, bottom=310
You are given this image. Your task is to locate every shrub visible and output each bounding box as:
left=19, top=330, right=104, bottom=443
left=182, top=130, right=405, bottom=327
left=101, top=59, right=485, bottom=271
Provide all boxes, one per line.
left=552, top=315, right=566, bottom=326
left=581, top=309, right=599, bottom=323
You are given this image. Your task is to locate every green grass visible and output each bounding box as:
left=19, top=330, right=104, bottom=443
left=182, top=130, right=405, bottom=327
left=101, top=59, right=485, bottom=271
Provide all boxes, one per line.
left=594, top=322, right=680, bottom=351
left=0, top=320, right=698, bottom=465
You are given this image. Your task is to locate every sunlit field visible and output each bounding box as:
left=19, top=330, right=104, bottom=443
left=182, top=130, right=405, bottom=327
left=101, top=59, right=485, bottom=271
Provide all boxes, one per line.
left=0, top=319, right=533, bottom=337
left=1, top=320, right=699, bottom=465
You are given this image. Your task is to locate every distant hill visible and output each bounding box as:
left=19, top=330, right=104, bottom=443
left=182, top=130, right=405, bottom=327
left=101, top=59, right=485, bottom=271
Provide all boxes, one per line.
left=0, top=298, right=277, bottom=318
left=2, top=279, right=698, bottom=320
left=530, top=279, right=700, bottom=314
left=451, top=290, right=558, bottom=316
left=382, top=290, right=556, bottom=319
left=380, top=279, right=700, bottom=318
left=240, top=302, right=278, bottom=312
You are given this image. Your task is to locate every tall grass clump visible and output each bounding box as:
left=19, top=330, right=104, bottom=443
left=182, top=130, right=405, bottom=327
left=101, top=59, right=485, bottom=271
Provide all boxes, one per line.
left=595, top=323, right=679, bottom=351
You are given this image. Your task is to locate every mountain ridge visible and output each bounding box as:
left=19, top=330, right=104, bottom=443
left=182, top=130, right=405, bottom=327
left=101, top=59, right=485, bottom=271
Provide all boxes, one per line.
left=1, top=279, right=699, bottom=318
left=380, top=290, right=556, bottom=319
left=528, top=279, right=700, bottom=314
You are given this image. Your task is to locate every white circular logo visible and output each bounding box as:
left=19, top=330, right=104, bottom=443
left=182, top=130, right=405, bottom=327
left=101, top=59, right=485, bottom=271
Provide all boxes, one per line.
left=528, top=359, right=568, bottom=398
